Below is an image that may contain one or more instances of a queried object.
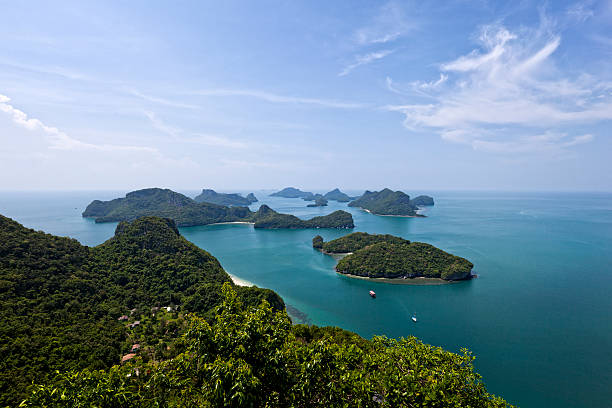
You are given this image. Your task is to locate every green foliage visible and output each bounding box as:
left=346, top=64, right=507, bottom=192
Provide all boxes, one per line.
left=348, top=188, right=420, bottom=216
left=0, top=215, right=283, bottom=406
left=317, top=231, right=409, bottom=253
left=22, top=284, right=511, bottom=408
left=194, top=189, right=257, bottom=206
left=323, top=188, right=352, bottom=202
left=410, top=195, right=435, bottom=206
left=336, top=241, right=474, bottom=280
left=251, top=205, right=354, bottom=229
left=306, top=196, right=328, bottom=207
left=312, top=235, right=324, bottom=249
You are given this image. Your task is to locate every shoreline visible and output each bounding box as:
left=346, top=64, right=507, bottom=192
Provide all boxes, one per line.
left=228, top=273, right=255, bottom=287
left=210, top=221, right=255, bottom=225
left=336, top=272, right=465, bottom=285
left=362, top=208, right=424, bottom=218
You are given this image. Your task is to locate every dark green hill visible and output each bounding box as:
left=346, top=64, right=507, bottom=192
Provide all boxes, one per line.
left=323, top=188, right=352, bottom=202
left=269, top=187, right=313, bottom=198
left=410, top=195, right=435, bottom=206
left=194, top=189, right=258, bottom=206
left=306, top=196, right=328, bottom=207
left=348, top=188, right=421, bottom=216
left=252, top=205, right=353, bottom=229
left=313, top=231, right=408, bottom=253
left=83, top=188, right=352, bottom=229
left=0, top=214, right=281, bottom=406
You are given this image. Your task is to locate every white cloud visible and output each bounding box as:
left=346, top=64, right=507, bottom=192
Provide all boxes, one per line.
left=128, top=89, right=199, bottom=109
left=339, top=50, right=394, bottom=77
left=0, top=93, right=156, bottom=153
left=566, top=3, right=594, bottom=22
left=354, top=2, right=416, bottom=45
left=386, top=20, right=609, bottom=154
left=191, top=88, right=365, bottom=109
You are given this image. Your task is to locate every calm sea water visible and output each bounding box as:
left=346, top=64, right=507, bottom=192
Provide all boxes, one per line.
left=1, top=190, right=611, bottom=408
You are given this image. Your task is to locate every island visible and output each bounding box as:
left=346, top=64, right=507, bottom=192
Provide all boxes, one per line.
left=313, top=232, right=473, bottom=282
left=323, top=188, right=352, bottom=202
left=410, top=195, right=435, bottom=206
left=194, top=189, right=258, bottom=206
left=83, top=188, right=354, bottom=229
left=348, top=188, right=432, bottom=216
left=306, top=196, right=328, bottom=207
left=269, top=187, right=313, bottom=198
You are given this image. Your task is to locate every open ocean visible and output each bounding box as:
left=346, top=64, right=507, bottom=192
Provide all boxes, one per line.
left=1, top=190, right=611, bottom=408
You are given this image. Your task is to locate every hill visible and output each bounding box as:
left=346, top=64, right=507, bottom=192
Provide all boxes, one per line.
left=410, top=195, right=435, bottom=206
left=0, top=214, right=281, bottom=406
left=194, top=189, right=258, bottom=206
left=269, top=187, right=313, bottom=198
left=306, top=196, right=328, bottom=207
left=315, top=232, right=473, bottom=281
left=348, top=188, right=423, bottom=216
left=252, top=205, right=352, bottom=229
left=83, top=188, right=353, bottom=229
left=323, top=188, right=352, bottom=202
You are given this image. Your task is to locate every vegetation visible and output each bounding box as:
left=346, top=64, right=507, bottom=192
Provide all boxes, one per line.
left=312, top=235, right=324, bottom=249
left=336, top=241, right=474, bottom=280
left=252, top=205, right=353, bottom=229
left=269, top=187, right=313, bottom=198
left=348, top=188, right=422, bottom=216
left=323, top=188, right=352, bottom=202
left=194, top=189, right=258, bottom=206
left=0, top=214, right=282, bottom=406
left=410, top=195, right=435, bottom=206
left=83, top=188, right=351, bottom=229
left=22, top=284, right=510, bottom=408
left=306, top=196, right=328, bottom=207
left=314, top=231, right=409, bottom=253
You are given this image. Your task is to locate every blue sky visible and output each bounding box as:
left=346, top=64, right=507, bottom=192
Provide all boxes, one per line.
left=1, top=0, right=611, bottom=191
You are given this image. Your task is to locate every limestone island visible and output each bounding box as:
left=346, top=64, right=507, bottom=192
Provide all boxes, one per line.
left=306, top=196, right=328, bottom=207
left=313, top=232, right=473, bottom=283
left=194, top=189, right=258, bottom=206
left=323, top=188, right=353, bottom=202
left=270, top=187, right=313, bottom=199
left=83, top=188, right=354, bottom=229
left=348, top=188, right=434, bottom=216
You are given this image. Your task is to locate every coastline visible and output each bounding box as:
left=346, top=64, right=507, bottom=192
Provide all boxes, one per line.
left=228, top=273, right=254, bottom=287
left=362, top=208, right=424, bottom=218
left=336, top=272, right=462, bottom=285
left=210, top=221, right=255, bottom=225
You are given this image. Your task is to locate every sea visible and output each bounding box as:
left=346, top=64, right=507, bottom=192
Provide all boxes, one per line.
left=1, top=190, right=611, bottom=408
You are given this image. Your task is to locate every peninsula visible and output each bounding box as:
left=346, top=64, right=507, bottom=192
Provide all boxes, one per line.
left=194, top=189, right=258, bottom=206
left=313, top=232, right=473, bottom=281
left=348, top=188, right=433, bottom=216
left=83, top=188, right=354, bottom=229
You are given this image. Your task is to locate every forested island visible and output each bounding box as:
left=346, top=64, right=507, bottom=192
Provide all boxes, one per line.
left=323, top=188, right=353, bottom=202
left=348, top=189, right=434, bottom=216
left=194, top=188, right=258, bottom=206
left=2, top=214, right=508, bottom=407
left=83, top=188, right=354, bottom=229
left=313, top=232, right=473, bottom=281
left=306, top=196, right=328, bottom=207
left=269, top=187, right=313, bottom=198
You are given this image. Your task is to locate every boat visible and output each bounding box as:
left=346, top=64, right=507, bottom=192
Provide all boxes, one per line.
left=369, top=290, right=376, bottom=298
left=411, top=312, right=417, bottom=322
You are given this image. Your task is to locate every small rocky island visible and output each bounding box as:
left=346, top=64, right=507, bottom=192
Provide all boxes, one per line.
left=83, top=188, right=354, bottom=229
left=306, top=196, right=328, bottom=207
left=313, top=232, right=473, bottom=282
left=194, top=189, right=258, bottom=206
left=270, top=187, right=313, bottom=199
left=348, top=189, right=434, bottom=216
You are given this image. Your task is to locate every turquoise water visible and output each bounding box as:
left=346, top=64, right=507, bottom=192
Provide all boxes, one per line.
left=1, top=190, right=611, bottom=407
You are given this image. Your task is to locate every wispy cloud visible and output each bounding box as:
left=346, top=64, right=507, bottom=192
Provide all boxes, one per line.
left=128, top=89, right=199, bottom=109
left=190, top=89, right=366, bottom=109
left=0, top=94, right=156, bottom=153
left=339, top=50, right=394, bottom=77
left=354, top=2, right=416, bottom=45
left=385, top=19, right=609, bottom=154
left=566, top=2, right=594, bottom=22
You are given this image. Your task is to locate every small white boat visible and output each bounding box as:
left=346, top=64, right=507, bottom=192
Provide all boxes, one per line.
left=411, top=313, right=417, bottom=323
left=369, top=290, right=376, bottom=298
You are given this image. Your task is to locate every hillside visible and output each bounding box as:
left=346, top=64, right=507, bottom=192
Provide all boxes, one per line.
left=319, top=232, right=474, bottom=280
left=83, top=188, right=353, bottom=229
left=0, top=215, right=281, bottom=406
left=194, top=189, right=258, bottom=206
left=410, top=195, right=435, bottom=206
left=348, top=188, right=423, bottom=216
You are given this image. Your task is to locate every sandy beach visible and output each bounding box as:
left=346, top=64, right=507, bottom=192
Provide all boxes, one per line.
left=228, top=273, right=255, bottom=287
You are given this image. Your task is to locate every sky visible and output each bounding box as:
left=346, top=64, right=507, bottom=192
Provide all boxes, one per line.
left=0, top=0, right=611, bottom=192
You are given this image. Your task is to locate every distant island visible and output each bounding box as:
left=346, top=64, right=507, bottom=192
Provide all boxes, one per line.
left=313, top=232, right=473, bottom=282
left=83, top=188, right=353, bottom=229
left=348, top=188, right=434, bottom=216
left=323, top=188, right=353, bottom=202
left=194, top=189, right=258, bottom=206
left=270, top=187, right=313, bottom=198
left=306, top=196, right=328, bottom=207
